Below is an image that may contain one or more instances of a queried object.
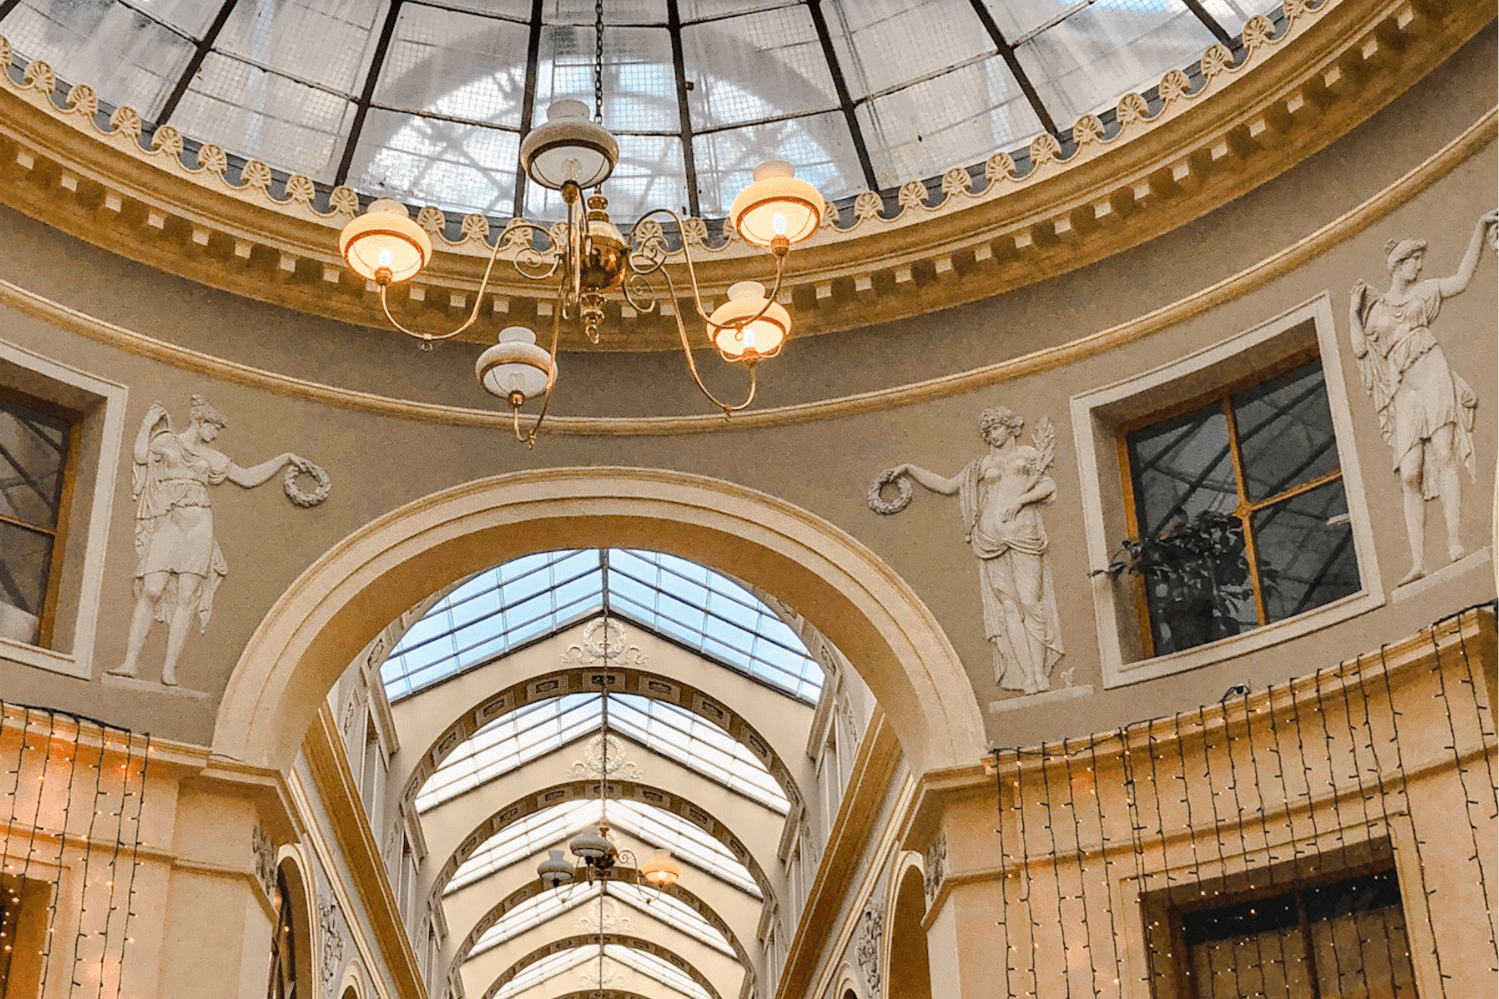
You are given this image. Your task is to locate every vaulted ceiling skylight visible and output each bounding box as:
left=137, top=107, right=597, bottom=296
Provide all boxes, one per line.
left=446, top=798, right=761, bottom=898
left=382, top=549, right=823, bottom=703
left=417, top=692, right=790, bottom=814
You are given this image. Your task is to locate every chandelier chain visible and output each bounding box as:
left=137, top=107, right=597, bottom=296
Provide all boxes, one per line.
left=594, top=0, right=605, bottom=123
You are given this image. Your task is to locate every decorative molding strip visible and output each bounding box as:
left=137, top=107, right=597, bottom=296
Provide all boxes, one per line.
left=0, top=106, right=1489, bottom=436
left=0, top=0, right=1485, bottom=349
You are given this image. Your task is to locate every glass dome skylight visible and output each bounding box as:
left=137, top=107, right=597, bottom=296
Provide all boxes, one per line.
left=3, top=0, right=1264, bottom=221
left=381, top=548, right=824, bottom=703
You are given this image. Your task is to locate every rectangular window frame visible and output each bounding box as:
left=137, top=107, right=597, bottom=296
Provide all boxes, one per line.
left=1069, top=295, right=1384, bottom=689
left=0, top=335, right=128, bottom=679
left=1115, top=347, right=1351, bottom=659
left=0, top=383, right=81, bottom=648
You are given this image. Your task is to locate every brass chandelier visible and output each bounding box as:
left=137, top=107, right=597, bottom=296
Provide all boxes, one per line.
left=336, top=0, right=826, bottom=447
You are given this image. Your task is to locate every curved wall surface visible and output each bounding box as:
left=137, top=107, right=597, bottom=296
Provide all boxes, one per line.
left=0, top=25, right=1492, bottom=759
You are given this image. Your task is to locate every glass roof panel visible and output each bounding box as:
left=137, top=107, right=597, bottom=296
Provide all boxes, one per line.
left=213, top=0, right=382, bottom=96
left=611, top=883, right=735, bottom=954
left=4, top=0, right=1277, bottom=220
left=382, top=549, right=821, bottom=703
left=445, top=798, right=761, bottom=897
left=1013, top=1, right=1219, bottom=125
left=419, top=692, right=789, bottom=813
left=826, top=0, right=992, bottom=99
left=857, top=55, right=1044, bottom=186
left=4, top=1, right=194, bottom=120
left=469, top=882, right=603, bottom=958
left=170, top=54, right=358, bottom=178
left=493, top=947, right=595, bottom=999
left=606, top=945, right=714, bottom=999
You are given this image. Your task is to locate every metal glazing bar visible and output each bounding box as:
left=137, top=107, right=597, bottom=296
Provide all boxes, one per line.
left=156, top=0, right=243, bottom=125
left=665, top=0, right=701, bottom=218
left=334, top=0, right=407, bottom=188
left=1178, top=0, right=1236, bottom=46
left=963, top=0, right=1060, bottom=136
left=1222, top=398, right=1268, bottom=626
left=805, top=0, right=879, bottom=193
left=512, top=0, right=546, bottom=219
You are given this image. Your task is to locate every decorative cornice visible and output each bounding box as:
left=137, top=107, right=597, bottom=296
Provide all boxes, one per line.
left=0, top=0, right=1486, bottom=350
left=0, top=103, right=1489, bottom=436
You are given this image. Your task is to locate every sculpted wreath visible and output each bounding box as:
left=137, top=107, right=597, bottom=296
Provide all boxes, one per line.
left=284, top=459, right=332, bottom=508
left=867, top=468, right=912, bottom=515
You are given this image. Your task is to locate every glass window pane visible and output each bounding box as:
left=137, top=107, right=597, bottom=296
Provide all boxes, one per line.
left=826, top=0, right=993, bottom=99
left=374, top=5, right=530, bottom=124
left=172, top=54, right=356, bottom=179
left=681, top=7, right=840, bottom=128
left=1232, top=360, right=1340, bottom=503
left=348, top=109, right=519, bottom=215
left=0, top=403, right=68, bottom=529
left=693, top=112, right=863, bottom=217
left=1140, top=513, right=1256, bottom=656
left=532, top=25, right=678, bottom=131
left=1251, top=482, right=1360, bottom=625
left=1015, top=2, right=1217, bottom=125
left=0, top=520, right=53, bottom=625
left=4, top=1, right=195, bottom=119
left=856, top=55, right=1043, bottom=186
left=213, top=0, right=384, bottom=95
left=1127, top=404, right=1237, bottom=539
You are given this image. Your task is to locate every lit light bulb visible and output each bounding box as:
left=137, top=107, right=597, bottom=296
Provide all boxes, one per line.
left=742, top=327, right=757, bottom=349
left=772, top=212, right=788, bottom=235
left=377, top=247, right=394, bottom=269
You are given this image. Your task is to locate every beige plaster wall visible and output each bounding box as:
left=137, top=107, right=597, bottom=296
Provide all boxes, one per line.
left=0, top=31, right=1491, bottom=760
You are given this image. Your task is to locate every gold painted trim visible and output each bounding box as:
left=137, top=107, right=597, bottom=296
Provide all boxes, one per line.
left=0, top=108, right=1489, bottom=436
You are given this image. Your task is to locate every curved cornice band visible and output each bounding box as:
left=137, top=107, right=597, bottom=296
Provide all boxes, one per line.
left=1, top=107, right=1490, bottom=435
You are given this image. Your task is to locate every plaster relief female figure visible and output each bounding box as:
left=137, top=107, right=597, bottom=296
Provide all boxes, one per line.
left=878, top=407, right=1065, bottom=693
left=1349, top=209, right=1495, bottom=585
left=108, top=396, right=323, bottom=686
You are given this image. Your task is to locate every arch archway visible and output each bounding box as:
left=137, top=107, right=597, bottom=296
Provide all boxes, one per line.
left=887, top=863, right=932, bottom=999
left=483, top=935, right=723, bottom=999
left=216, top=468, right=984, bottom=775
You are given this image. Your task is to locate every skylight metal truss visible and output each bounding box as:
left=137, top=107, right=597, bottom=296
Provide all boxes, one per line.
left=446, top=798, right=762, bottom=898
left=493, top=943, right=712, bottom=999
left=381, top=549, right=823, bottom=704
left=418, top=692, right=790, bottom=814
left=1, top=0, right=1270, bottom=220
left=467, top=880, right=734, bottom=960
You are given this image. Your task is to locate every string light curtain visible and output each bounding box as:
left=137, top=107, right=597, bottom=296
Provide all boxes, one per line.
left=0, top=703, right=150, bottom=999
left=988, top=604, right=1497, bottom=999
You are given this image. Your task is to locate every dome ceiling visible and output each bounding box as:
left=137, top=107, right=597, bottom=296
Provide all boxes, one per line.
left=2, top=0, right=1263, bottom=221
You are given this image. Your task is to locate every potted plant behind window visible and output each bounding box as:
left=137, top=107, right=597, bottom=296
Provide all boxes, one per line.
left=1099, top=511, right=1262, bottom=654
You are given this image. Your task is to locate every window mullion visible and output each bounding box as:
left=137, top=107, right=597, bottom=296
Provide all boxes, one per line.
left=1222, top=398, right=1267, bottom=626
left=1247, top=468, right=1345, bottom=514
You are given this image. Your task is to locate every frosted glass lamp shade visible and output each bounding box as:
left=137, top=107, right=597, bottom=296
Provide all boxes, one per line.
left=569, top=826, right=613, bottom=864
left=708, top=281, right=790, bottom=361
left=640, top=851, right=681, bottom=890
left=537, top=849, right=575, bottom=889
left=728, top=161, right=824, bottom=249
left=476, top=327, right=557, bottom=403
left=339, top=198, right=432, bottom=284
left=520, top=100, right=619, bottom=191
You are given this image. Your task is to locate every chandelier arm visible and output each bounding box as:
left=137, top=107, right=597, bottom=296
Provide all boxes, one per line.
left=630, top=207, right=788, bottom=329
left=514, top=278, right=567, bottom=448
left=659, top=264, right=760, bottom=414
left=374, top=222, right=511, bottom=344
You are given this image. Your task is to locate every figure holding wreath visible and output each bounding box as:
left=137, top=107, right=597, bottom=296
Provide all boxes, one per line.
left=881, top=407, right=1064, bottom=693
left=109, top=395, right=326, bottom=687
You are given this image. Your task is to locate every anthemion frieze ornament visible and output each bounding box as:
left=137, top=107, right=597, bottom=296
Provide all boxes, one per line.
left=871, top=407, right=1065, bottom=693
left=1349, top=209, right=1496, bottom=585
left=106, top=396, right=330, bottom=687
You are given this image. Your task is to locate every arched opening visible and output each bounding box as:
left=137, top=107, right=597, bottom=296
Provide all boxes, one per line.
left=887, top=866, right=932, bottom=999
left=268, top=857, right=315, bottom=999
left=216, top=468, right=984, bottom=776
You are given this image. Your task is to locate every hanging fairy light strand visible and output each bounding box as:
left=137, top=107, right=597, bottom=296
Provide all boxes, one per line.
left=987, top=604, right=1496, bottom=999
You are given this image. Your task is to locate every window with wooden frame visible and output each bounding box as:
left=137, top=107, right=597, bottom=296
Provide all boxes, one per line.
left=1145, top=860, right=1418, bottom=999
left=0, top=387, right=79, bottom=648
left=1119, top=353, right=1360, bottom=658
